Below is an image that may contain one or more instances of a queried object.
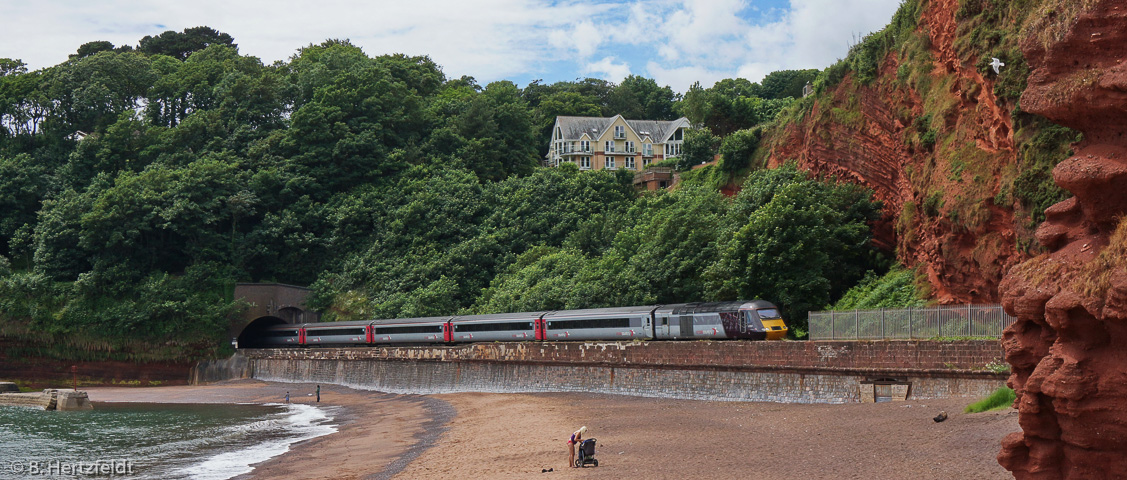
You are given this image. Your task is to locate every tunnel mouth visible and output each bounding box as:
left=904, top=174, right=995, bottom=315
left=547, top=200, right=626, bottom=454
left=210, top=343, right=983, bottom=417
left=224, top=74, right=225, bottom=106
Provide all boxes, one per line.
left=237, top=316, right=290, bottom=348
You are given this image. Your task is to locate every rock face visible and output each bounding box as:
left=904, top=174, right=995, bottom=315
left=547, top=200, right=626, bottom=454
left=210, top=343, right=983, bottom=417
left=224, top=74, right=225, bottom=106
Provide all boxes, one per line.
left=998, top=1, right=1127, bottom=477
left=766, top=0, right=1024, bottom=304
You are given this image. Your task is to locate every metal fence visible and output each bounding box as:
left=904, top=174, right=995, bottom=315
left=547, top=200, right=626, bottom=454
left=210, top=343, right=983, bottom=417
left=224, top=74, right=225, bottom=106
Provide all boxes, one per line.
left=807, top=304, right=1016, bottom=340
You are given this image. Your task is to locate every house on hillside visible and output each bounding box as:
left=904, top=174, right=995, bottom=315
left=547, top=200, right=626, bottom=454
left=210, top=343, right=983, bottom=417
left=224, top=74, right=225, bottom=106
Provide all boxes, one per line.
left=545, top=115, right=691, bottom=172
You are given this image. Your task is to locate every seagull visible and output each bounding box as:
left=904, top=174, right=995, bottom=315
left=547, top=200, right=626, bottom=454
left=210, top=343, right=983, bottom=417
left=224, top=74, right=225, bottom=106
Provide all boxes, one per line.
left=990, top=57, right=1005, bottom=75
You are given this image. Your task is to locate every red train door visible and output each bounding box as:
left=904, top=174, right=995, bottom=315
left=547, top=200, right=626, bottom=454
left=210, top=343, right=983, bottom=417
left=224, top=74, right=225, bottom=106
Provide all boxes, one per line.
left=443, top=321, right=453, bottom=343
left=298, top=327, right=306, bottom=345
left=366, top=325, right=374, bottom=344
left=534, top=318, right=546, bottom=341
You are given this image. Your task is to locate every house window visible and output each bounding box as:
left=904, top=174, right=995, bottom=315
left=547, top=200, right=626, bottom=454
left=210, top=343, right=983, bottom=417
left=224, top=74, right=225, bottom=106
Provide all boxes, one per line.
left=643, top=157, right=651, bottom=167
left=581, top=156, right=591, bottom=169
left=643, top=143, right=652, bottom=156
left=626, top=156, right=635, bottom=169
left=665, top=143, right=682, bottom=156
left=581, top=140, right=590, bottom=152
left=606, top=156, right=616, bottom=169
left=673, top=128, right=683, bottom=141
left=625, top=141, right=635, bottom=153
left=614, top=125, right=625, bottom=139
left=605, top=141, right=615, bottom=153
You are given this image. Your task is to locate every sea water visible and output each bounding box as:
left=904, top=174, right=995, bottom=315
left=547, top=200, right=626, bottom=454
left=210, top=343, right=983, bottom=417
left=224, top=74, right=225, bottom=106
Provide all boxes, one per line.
left=0, top=402, right=337, bottom=479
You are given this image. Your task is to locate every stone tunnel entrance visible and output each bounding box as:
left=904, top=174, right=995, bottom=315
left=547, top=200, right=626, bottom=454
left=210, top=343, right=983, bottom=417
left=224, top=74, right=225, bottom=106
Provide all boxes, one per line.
left=236, top=316, right=289, bottom=348
left=231, top=283, right=320, bottom=348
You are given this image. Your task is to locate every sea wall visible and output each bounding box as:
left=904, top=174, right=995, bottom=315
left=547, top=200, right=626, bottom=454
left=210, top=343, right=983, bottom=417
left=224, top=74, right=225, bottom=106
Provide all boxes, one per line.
left=229, top=340, right=1006, bottom=404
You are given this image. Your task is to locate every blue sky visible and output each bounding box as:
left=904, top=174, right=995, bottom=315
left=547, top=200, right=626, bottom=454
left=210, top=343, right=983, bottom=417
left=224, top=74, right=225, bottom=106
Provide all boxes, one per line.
left=1, top=0, right=903, bottom=94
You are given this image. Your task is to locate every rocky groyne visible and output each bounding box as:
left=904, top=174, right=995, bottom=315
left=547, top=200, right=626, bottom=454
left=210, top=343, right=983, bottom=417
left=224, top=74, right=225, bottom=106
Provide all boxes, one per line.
left=0, top=385, right=93, bottom=411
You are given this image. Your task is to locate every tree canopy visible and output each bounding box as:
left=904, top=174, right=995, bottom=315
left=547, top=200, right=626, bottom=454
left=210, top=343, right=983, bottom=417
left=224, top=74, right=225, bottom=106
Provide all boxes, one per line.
left=0, top=30, right=885, bottom=361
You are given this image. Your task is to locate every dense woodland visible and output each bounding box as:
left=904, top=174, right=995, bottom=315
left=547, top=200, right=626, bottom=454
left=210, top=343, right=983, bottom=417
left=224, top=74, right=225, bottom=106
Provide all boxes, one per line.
left=0, top=27, right=900, bottom=362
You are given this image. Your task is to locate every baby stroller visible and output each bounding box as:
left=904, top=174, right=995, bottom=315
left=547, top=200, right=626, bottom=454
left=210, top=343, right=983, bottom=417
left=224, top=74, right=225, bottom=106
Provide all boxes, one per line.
left=574, top=438, right=599, bottom=467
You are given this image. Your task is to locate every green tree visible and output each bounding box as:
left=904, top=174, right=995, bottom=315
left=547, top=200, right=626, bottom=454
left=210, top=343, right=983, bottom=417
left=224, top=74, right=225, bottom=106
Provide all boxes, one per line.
left=717, top=127, right=763, bottom=174
left=757, top=69, right=819, bottom=99
left=138, top=26, right=236, bottom=61
left=71, top=41, right=115, bottom=59
left=0, top=154, right=48, bottom=257
left=43, top=51, right=155, bottom=134
left=707, top=165, right=882, bottom=329
left=606, top=75, right=677, bottom=120
left=679, top=128, right=719, bottom=170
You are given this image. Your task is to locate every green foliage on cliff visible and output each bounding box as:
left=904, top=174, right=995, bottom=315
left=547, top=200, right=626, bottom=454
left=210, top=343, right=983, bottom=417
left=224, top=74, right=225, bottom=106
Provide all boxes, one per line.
left=828, top=267, right=928, bottom=310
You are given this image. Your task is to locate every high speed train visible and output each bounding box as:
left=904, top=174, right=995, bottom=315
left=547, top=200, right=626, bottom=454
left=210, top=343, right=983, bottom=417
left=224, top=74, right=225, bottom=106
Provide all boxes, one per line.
left=249, top=300, right=787, bottom=347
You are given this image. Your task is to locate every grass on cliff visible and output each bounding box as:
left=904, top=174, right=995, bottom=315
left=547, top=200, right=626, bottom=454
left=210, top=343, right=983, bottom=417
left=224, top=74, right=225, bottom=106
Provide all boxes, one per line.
left=965, top=387, right=1016, bottom=413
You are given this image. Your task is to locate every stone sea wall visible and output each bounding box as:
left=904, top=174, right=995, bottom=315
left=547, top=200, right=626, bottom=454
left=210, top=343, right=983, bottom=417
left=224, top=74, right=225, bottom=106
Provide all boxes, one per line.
left=214, top=340, right=1007, bottom=404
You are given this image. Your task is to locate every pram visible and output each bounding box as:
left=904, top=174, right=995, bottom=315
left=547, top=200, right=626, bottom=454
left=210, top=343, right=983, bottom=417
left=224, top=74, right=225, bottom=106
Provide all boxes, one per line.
left=574, top=438, right=598, bottom=467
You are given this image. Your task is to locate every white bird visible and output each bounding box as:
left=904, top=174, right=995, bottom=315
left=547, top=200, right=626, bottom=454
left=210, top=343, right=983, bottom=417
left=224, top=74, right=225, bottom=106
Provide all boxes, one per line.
left=990, top=57, right=1005, bottom=75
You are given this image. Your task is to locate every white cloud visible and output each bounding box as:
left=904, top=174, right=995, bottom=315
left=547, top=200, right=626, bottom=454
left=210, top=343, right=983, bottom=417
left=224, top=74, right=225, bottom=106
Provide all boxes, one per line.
left=548, top=20, right=604, bottom=60
left=583, top=56, right=632, bottom=83
left=0, top=0, right=904, bottom=93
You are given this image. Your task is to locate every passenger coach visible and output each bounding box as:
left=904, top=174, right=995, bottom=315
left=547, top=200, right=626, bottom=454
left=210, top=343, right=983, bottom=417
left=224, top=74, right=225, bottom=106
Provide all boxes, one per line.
left=249, top=300, right=787, bottom=347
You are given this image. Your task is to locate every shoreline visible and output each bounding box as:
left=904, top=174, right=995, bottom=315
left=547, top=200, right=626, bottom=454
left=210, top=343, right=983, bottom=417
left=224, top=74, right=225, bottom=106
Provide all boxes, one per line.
left=85, top=381, right=1019, bottom=479
left=86, top=380, right=444, bottom=480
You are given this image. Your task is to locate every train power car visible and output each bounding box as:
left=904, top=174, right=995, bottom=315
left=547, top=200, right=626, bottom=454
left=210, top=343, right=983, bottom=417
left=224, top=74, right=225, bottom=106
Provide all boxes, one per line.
left=249, top=300, right=787, bottom=347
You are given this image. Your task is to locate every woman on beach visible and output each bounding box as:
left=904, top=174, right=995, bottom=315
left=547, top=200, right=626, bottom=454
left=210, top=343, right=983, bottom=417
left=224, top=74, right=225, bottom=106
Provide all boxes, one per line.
left=567, top=426, right=587, bottom=468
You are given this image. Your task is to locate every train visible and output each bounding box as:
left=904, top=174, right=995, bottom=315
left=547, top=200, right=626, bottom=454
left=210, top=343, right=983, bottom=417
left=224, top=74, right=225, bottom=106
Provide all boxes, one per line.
left=248, top=300, right=788, bottom=347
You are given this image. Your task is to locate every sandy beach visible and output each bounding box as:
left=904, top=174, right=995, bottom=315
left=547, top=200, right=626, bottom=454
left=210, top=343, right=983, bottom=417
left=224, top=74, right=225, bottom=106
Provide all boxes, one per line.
left=87, top=381, right=1017, bottom=479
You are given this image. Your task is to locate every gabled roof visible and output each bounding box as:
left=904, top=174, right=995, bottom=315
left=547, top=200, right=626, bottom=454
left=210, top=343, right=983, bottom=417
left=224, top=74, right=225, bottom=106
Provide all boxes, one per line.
left=554, top=115, right=690, bottom=143
left=630, top=117, right=690, bottom=143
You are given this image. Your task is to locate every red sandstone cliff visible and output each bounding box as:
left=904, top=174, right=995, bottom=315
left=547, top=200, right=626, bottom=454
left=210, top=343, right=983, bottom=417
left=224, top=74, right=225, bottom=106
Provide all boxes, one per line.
left=765, top=0, right=1032, bottom=304
left=998, top=1, right=1127, bottom=477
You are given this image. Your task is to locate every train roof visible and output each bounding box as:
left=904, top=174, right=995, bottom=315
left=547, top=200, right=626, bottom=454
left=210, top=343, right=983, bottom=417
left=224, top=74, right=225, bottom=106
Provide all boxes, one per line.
left=369, top=315, right=454, bottom=325
left=452, top=311, right=547, bottom=322
left=543, top=305, right=658, bottom=319
left=657, top=300, right=775, bottom=315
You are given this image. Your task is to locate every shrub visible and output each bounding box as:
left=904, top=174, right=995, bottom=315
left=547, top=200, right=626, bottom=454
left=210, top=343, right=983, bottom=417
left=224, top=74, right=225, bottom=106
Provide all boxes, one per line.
left=829, top=267, right=927, bottom=310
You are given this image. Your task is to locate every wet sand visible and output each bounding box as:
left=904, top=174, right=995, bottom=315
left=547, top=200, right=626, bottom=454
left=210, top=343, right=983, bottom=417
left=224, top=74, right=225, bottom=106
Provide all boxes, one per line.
left=87, top=382, right=1018, bottom=479
left=86, top=380, right=438, bottom=480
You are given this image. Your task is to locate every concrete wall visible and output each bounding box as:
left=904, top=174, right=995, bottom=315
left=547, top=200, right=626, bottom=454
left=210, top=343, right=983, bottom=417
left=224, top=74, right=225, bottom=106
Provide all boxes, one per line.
left=232, top=340, right=1007, bottom=404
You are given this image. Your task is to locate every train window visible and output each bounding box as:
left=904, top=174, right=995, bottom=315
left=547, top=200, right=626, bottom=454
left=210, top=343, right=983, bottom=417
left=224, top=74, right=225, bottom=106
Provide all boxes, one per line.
left=699, top=314, right=721, bottom=325
left=265, top=330, right=298, bottom=337
left=306, top=328, right=365, bottom=336
left=757, top=308, right=781, bottom=319
left=548, top=318, right=631, bottom=330
left=454, top=322, right=534, bottom=332
left=374, top=325, right=443, bottom=335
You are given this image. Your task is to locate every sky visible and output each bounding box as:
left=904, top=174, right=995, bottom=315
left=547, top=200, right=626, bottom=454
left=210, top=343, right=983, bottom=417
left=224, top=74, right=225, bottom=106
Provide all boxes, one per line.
left=0, top=0, right=904, bottom=94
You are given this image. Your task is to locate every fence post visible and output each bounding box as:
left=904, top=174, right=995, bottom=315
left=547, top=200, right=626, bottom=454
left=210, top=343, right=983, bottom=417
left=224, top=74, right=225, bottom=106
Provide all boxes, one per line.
left=881, top=308, right=885, bottom=338
left=967, top=303, right=972, bottom=337
left=908, top=307, right=913, bottom=339
left=855, top=310, right=859, bottom=340
left=831, top=310, right=835, bottom=340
